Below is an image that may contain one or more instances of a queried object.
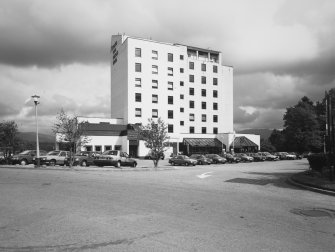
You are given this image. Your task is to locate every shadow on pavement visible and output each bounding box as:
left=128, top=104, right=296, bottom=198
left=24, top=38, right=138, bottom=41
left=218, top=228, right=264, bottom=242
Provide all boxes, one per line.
left=225, top=171, right=304, bottom=190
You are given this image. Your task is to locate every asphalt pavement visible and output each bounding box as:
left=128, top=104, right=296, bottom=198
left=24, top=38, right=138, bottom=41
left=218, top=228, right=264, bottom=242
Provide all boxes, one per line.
left=0, top=159, right=334, bottom=251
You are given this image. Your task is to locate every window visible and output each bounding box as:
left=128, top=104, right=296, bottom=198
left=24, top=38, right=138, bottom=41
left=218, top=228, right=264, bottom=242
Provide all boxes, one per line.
left=180, top=55, right=184, bottom=60
left=180, top=121, right=184, bottom=126
left=213, top=90, right=218, bottom=98
left=190, top=126, right=194, bottom=133
left=95, top=145, right=102, bottom=152
left=114, top=145, right=122, bottom=151
left=152, top=94, right=158, bottom=103
left=135, top=93, right=141, bottom=102
left=168, top=110, right=174, bottom=119
left=213, top=115, right=218, bottom=122
left=189, top=62, right=194, bottom=69
left=135, top=63, right=141, bottom=72
left=189, top=113, right=195, bottom=121
left=105, top=145, right=112, bottom=151
left=180, top=107, right=184, bottom=112
left=202, top=127, right=207, bottom=134
left=201, top=63, right=206, bottom=71
left=201, top=76, right=206, bottom=84
left=152, top=80, right=158, bottom=89
left=168, top=124, right=174, bottom=133
left=168, top=96, right=173, bottom=104
left=180, top=68, right=184, bottom=73
left=189, top=88, right=194, bottom=96
left=168, top=67, right=173, bottom=76
left=135, top=78, right=141, bottom=87
left=135, top=108, right=142, bottom=117
left=213, top=102, right=218, bottom=110
left=135, top=48, right=141, bottom=57
left=202, top=114, right=206, bottom=122
left=152, top=50, right=158, bottom=60
left=189, top=75, right=194, bottom=83
left=202, top=102, right=206, bottom=109
left=213, top=65, right=218, bottom=73
left=180, top=81, right=184, bottom=86
left=85, top=145, right=92, bottom=151
left=189, top=100, right=194, bottom=108
left=201, top=89, right=206, bottom=97
left=168, top=82, right=173, bottom=90
left=180, top=94, right=184, bottom=99
left=152, top=65, right=158, bottom=74
left=152, top=109, right=158, bottom=118
left=168, top=53, right=173, bottom=62
left=213, top=127, right=218, bottom=134
left=213, top=78, right=218, bottom=85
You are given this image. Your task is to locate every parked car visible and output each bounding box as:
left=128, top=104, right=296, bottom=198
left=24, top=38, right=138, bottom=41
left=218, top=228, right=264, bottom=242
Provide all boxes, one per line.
left=258, top=152, right=279, bottom=161
left=144, top=151, right=165, bottom=160
left=235, top=153, right=254, bottom=162
left=273, top=152, right=288, bottom=160
left=168, top=155, right=197, bottom=166
left=189, top=154, right=212, bottom=165
left=93, top=150, right=137, bottom=167
left=10, top=150, right=47, bottom=165
left=248, top=153, right=266, bottom=162
left=205, top=154, right=227, bottom=164
left=0, top=152, right=7, bottom=164
left=69, top=151, right=101, bottom=166
left=223, top=153, right=241, bottom=163
left=39, top=150, right=70, bottom=166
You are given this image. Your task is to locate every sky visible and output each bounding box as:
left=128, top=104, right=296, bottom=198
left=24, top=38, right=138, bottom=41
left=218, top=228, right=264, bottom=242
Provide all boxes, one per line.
left=0, top=0, right=334, bottom=134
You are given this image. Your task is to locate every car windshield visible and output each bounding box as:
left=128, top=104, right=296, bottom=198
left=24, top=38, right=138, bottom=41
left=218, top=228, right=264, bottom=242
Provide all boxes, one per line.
left=19, top=150, right=32, bottom=155
left=47, top=151, right=60, bottom=155
left=103, top=150, right=118, bottom=155
left=212, top=155, right=220, bottom=158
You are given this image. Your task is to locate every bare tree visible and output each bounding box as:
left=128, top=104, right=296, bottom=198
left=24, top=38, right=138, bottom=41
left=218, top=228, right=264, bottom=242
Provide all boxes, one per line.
left=138, top=118, right=169, bottom=168
left=52, top=109, right=90, bottom=167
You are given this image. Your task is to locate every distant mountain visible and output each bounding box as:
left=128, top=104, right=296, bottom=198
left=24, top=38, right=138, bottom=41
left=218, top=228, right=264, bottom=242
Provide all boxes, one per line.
left=17, top=132, right=55, bottom=143
left=237, top=129, right=274, bottom=140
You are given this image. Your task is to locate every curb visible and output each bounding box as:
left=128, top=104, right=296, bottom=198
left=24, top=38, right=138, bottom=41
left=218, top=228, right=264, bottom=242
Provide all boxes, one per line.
left=287, top=177, right=335, bottom=197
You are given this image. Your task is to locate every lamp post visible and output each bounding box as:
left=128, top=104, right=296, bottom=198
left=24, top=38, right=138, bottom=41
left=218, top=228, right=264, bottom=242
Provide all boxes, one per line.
left=32, top=95, right=40, bottom=167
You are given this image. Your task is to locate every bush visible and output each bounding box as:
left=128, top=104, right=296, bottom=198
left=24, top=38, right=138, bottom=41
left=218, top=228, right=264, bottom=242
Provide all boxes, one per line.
left=307, top=153, right=327, bottom=172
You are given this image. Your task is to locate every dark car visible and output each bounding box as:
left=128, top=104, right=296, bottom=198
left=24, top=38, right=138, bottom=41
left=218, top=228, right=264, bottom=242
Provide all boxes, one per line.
left=10, top=150, right=47, bottom=165
left=259, top=152, right=279, bottom=161
left=144, top=151, right=165, bottom=160
left=205, top=154, right=227, bottom=164
left=168, top=155, right=197, bottom=166
left=248, top=153, right=266, bottom=162
left=93, top=150, right=137, bottom=167
left=69, top=151, right=101, bottom=166
left=223, top=153, right=241, bottom=163
left=235, top=153, right=254, bottom=162
left=189, top=154, right=212, bottom=165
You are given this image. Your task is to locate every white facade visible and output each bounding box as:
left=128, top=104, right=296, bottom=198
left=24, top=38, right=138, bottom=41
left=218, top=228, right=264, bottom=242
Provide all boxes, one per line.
left=111, top=35, right=234, bottom=140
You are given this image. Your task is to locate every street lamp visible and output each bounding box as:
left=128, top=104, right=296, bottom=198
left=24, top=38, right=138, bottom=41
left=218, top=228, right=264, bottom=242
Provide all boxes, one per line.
left=32, top=95, right=40, bottom=167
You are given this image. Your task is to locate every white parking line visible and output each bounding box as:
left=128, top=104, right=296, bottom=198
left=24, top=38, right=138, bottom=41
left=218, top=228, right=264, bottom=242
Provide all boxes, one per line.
left=197, top=172, right=213, bottom=179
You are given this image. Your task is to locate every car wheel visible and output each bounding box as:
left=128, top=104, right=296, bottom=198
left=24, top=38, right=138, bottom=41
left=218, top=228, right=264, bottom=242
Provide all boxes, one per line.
left=49, top=160, right=56, bottom=166
left=115, top=161, right=121, bottom=168
left=20, top=159, right=27, bottom=166
left=132, top=162, right=137, bottom=168
left=81, top=160, right=87, bottom=167
left=185, top=162, right=189, bottom=166
left=171, top=161, right=175, bottom=166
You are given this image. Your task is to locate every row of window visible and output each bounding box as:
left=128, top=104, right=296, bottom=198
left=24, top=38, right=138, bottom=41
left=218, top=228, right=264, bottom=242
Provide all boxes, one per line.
left=166, top=125, right=218, bottom=134
left=85, top=145, right=122, bottom=152
left=134, top=77, right=218, bottom=88
left=135, top=95, right=218, bottom=110
left=135, top=48, right=218, bottom=73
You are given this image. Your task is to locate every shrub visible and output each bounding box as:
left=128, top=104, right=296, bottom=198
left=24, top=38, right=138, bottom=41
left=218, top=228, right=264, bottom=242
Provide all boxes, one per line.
left=307, top=153, right=326, bottom=172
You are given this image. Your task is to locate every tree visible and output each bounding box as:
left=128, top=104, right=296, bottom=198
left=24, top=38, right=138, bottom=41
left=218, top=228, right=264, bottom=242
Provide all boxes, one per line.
left=137, top=118, right=169, bottom=168
left=283, top=96, right=323, bottom=152
left=52, top=109, right=90, bottom=167
left=0, top=120, right=19, bottom=158
left=269, top=129, right=286, bottom=151
left=260, top=138, right=276, bottom=152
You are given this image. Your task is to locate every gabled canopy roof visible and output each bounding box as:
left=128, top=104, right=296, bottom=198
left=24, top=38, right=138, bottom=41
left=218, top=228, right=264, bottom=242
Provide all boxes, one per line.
left=233, top=136, right=258, bottom=148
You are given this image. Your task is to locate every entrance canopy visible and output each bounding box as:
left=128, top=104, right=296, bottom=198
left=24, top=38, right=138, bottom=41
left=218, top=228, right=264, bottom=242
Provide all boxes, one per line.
left=232, top=136, right=258, bottom=152
left=184, top=138, right=224, bottom=147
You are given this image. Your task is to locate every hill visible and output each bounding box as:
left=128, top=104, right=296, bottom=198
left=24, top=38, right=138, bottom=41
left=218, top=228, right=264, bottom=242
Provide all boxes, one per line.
left=17, top=132, right=55, bottom=143
left=237, top=129, right=274, bottom=140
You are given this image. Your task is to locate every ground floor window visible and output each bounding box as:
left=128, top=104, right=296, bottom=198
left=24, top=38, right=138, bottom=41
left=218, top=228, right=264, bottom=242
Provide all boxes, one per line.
left=114, top=145, right=122, bottom=151
left=104, top=145, right=112, bottom=151
left=95, top=145, right=102, bottom=152
left=85, top=145, right=92, bottom=151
